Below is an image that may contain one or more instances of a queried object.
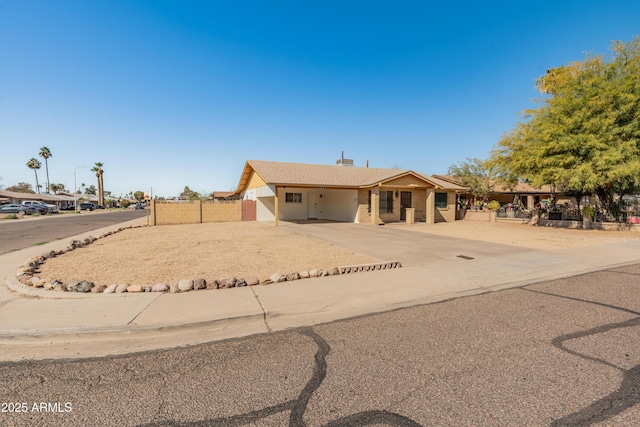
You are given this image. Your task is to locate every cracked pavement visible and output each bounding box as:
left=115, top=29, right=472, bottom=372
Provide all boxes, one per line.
left=1, top=264, right=640, bottom=426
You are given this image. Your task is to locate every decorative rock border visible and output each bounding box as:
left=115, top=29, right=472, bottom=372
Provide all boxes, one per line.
left=14, top=226, right=402, bottom=295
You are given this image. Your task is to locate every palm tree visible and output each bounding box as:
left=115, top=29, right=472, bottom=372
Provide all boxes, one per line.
left=26, top=158, right=42, bottom=194
left=39, top=147, right=52, bottom=193
left=91, top=162, right=104, bottom=206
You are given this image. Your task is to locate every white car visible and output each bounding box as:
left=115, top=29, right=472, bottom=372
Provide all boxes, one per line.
left=21, top=200, right=59, bottom=213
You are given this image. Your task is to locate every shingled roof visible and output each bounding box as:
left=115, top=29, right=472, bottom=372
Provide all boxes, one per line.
left=236, top=160, right=466, bottom=193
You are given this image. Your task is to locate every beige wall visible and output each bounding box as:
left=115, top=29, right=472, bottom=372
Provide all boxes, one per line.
left=356, top=188, right=370, bottom=223
left=151, top=200, right=242, bottom=225
left=356, top=188, right=454, bottom=223
left=202, top=201, right=242, bottom=223
left=247, top=171, right=266, bottom=190
left=435, top=191, right=456, bottom=223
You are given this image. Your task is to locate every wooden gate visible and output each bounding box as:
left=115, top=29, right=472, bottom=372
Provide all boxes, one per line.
left=242, top=200, right=256, bottom=221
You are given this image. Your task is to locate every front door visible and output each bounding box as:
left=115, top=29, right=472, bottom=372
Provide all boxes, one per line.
left=400, top=191, right=412, bottom=220
left=307, top=192, right=317, bottom=219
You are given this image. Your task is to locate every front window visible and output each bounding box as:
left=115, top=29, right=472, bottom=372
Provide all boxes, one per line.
left=285, top=192, right=302, bottom=203
left=435, top=192, right=448, bottom=209
left=379, top=191, right=394, bottom=213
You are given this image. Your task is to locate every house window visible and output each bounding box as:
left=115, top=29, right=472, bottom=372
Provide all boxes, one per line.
left=435, top=192, right=448, bottom=209
left=379, top=191, right=394, bottom=213
left=285, top=192, right=302, bottom=203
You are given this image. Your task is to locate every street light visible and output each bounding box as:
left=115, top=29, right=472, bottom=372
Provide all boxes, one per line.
left=74, top=166, right=86, bottom=212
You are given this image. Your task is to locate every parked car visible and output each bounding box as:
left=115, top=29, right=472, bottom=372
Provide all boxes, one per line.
left=21, top=200, right=58, bottom=213
left=79, top=203, right=96, bottom=211
left=0, top=204, right=37, bottom=215
left=134, top=203, right=146, bottom=210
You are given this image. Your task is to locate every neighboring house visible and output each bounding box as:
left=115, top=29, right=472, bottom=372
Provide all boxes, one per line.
left=235, top=160, right=466, bottom=225
left=0, top=190, right=75, bottom=209
left=212, top=191, right=241, bottom=201
left=431, top=175, right=570, bottom=208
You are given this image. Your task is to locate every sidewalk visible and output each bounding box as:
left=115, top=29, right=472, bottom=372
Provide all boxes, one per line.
left=2, top=219, right=640, bottom=361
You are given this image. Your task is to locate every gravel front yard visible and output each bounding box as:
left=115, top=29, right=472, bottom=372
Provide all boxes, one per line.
left=37, top=220, right=639, bottom=288
left=38, top=222, right=379, bottom=287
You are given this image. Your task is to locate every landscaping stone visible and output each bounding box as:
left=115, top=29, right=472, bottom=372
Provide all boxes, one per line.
left=205, top=280, right=219, bottom=290
left=26, top=276, right=41, bottom=286
left=103, top=284, right=117, bottom=294
left=41, top=251, right=56, bottom=259
left=236, top=278, right=247, bottom=287
left=169, top=282, right=180, bottom=293
left=270, top=272, right=286, bottom=283
left=115, top=283, right=129, bottom=293
left=32, top=278, right=46, bottom=288
left=91, top=284, right=108, bottom=293
left=309, top=269, right=321, bottom=277
left=68, top=280, right=94, bottom=293
left=43, top=280, right=60, bottom=291
left=194, top=278, right=207, bottom=290
left=152, top=283, right=169, bottom=292
left=143, top=286, right=152, bottom=292
left=219, top=277, right=236, bottom=289
left=260, top=278, right=273, bottom=285
left=246, top=276, right=259, bottom=286
left=53, top=284, right=64, bottom=292
left=65, top=280, right=81, bottom=291
left=178, top=279, right=194, bottom=292
left=329, top=267, right=340, bottom=276
left=299, top=271, right=310, bottom=279
left=286, top=272, right=300, bottom=281
left=127, top=284, right=143, bottom=293
left=19, top=275, right=32, bottom=284
left=23, top=260, right=38, bottom=268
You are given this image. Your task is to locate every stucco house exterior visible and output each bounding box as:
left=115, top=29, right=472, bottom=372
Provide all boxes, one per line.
left=235, top=160, right=465, bottom=225
left=431, top=175, right=570, bottom=208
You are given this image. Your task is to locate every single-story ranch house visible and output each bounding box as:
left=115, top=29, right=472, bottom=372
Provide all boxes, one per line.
left=234, top=160, right=466, bottom=225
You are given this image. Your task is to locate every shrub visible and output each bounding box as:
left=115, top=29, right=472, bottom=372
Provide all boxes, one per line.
left=4, top=214, right=18, bottom=220
left=120, top=199, right=131, bottom=208
left=582, top=205, right=595, bottom=219
left=487, top=200, right=500, bottom=212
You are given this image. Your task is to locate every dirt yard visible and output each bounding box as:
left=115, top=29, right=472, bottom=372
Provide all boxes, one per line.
left=38, top=222, right=379, bottom=287
left=395, top=220, right=639, bottom=250
left=38, top=220, right=639, bottom=287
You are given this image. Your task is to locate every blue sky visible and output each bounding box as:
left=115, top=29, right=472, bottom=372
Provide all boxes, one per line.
left=1, top=1, right=639, bottom=198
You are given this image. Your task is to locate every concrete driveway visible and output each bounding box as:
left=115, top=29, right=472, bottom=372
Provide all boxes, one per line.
left=280, top=221, right=532, bottom=266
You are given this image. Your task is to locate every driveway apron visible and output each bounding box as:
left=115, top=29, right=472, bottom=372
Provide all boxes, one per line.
left=280, top=222, right=532, bottom=266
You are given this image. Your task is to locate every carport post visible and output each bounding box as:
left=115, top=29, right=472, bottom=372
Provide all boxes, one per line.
left=371, top=186, right=381, bottom=225
left=274, top=186, right=279, bottom=227
left=426, top=188, right=435, bottom=224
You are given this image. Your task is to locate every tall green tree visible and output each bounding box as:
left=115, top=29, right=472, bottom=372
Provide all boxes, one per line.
left=38, top=146, right=52, bottom=194
left=180, top=186, right=201, bottom=200
left=448, top=158, right=496, bottom=205
left=133, top=191, right=144, bottom=202
left=91, top=162, right=104, bottom=206
left=6, top=182, right=35, bottom=193
left=490, top=37, right=640, bottom=213
left=26, top=158, right=42, bottom=194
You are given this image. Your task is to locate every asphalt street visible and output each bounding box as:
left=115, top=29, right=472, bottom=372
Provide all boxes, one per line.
left=1, top=264, right=639, bottom=426
left=0, top=210, right=148, bottom=254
